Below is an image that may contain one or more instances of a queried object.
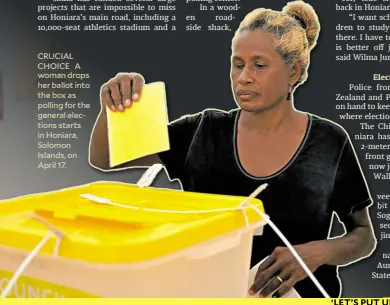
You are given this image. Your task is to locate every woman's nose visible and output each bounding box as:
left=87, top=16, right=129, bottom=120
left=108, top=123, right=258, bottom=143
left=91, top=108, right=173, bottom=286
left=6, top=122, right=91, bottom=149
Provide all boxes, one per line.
left=238, top=67, right=254, bottom=84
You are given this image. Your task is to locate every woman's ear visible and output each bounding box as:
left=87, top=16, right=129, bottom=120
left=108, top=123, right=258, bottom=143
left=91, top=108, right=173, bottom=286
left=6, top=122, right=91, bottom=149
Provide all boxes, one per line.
left=290, top=60, right=303, bottom=85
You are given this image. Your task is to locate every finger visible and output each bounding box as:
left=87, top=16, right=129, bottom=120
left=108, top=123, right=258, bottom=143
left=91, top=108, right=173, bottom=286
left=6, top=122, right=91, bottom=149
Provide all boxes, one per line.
left=251, top=246, right=286, bottom=293
left=269, top=246, right=286, bottom=261
left=258, top=275, right=284, bottom=298
left=131, top=73, right=145, bottom=101
left=117, top=74, right=132, bottom=108
left=272, top=278, right=296, bottom=298
left=108, top=80, right=124, bottom=112
left=100, top=84, right=115, bottom=112
left=249, top=261, right=281, bottom=295
left=254, top=257, right=275, bottom=281
left=260, top=266, right=291, bottom=298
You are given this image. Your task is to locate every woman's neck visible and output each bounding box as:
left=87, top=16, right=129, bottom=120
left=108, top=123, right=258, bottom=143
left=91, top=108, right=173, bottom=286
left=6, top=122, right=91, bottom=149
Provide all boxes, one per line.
left=239, top=101, right=302, bottom=135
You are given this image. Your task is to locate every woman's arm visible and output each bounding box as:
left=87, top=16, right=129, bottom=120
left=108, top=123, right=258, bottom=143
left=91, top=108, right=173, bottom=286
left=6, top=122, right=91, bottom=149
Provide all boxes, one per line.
left=318, top=207, right=376, bottom=266
left=249, top=207, right=376, bottom=298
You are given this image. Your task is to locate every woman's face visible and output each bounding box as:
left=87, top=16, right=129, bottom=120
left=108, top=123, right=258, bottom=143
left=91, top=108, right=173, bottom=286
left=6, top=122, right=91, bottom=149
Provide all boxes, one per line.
left=231, top=29, right=292, bottom=113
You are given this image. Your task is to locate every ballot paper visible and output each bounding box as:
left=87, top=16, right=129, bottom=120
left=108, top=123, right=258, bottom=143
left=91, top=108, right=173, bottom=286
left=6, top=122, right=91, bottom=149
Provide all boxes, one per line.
left=247, top=256, right=301, bottom=298
left=106, top=82, right=170, bottom=168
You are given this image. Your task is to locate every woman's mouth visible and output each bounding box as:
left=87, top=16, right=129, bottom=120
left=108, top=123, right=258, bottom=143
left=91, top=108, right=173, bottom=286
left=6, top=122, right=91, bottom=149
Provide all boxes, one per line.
left=237, top=90, right=260, bottom=101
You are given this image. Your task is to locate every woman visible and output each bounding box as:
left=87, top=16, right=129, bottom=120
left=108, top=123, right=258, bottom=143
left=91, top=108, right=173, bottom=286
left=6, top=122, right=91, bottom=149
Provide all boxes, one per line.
left=89, top=1, right=376, bottom=298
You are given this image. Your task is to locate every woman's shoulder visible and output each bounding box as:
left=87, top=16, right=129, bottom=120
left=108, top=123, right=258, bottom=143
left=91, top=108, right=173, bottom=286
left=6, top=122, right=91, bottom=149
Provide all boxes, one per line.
left=309, top=113, right=350, bottom=142
left=201, top=107, right=239, bottom=120
left=171, top=108, right=237, bottom=125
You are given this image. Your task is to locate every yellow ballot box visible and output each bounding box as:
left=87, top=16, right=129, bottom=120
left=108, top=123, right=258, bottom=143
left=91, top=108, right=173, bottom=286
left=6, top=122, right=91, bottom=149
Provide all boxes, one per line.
left=0, top=177, right=266, bottom=298
left=106, top=82, right=170, bottom=168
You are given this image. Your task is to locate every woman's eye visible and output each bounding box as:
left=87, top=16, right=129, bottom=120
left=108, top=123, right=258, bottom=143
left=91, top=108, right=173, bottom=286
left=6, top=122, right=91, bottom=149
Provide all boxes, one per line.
left=234, top=64, right=244, bottom=69
left=255, top=63, right=267, bottom=69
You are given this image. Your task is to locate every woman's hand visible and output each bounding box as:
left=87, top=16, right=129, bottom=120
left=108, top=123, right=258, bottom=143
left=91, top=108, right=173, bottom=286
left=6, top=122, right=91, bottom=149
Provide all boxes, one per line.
left=100, top=72, right=145, bottom=112
left=249, top=241, right=328, bottom=298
